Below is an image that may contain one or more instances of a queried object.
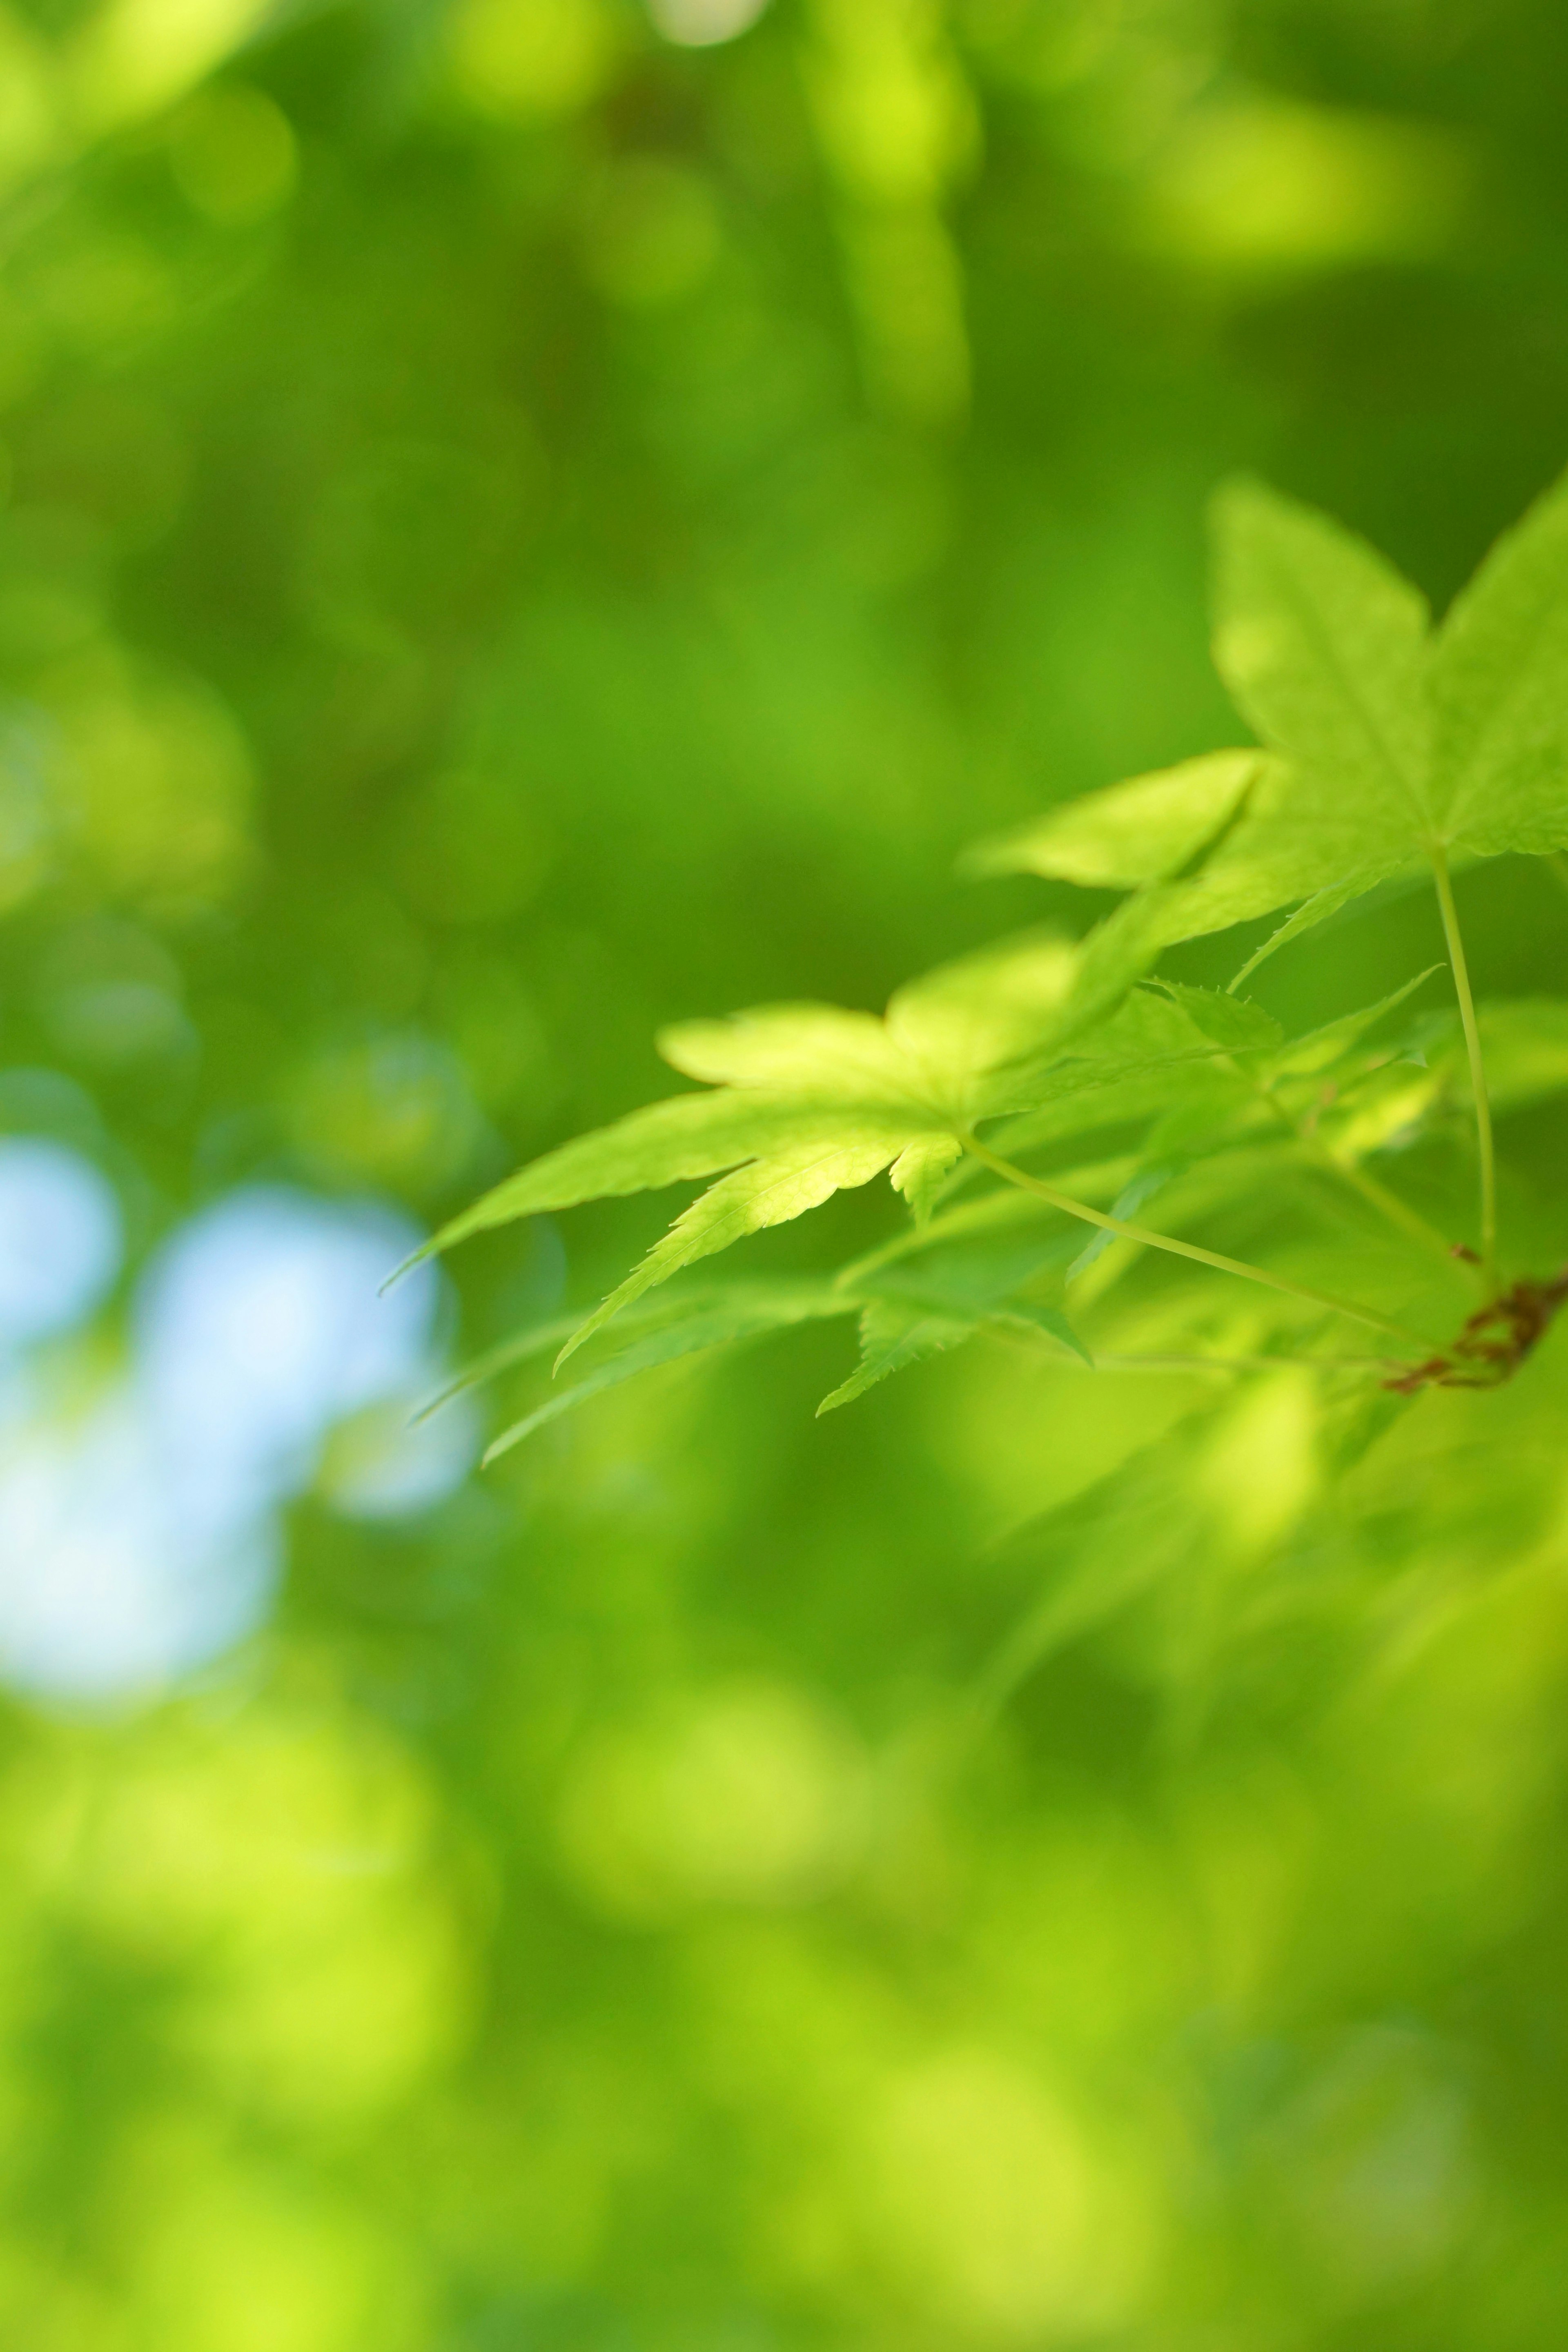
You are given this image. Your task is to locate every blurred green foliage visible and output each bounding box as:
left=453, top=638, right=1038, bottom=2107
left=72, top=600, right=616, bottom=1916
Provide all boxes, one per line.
left=2, top=0, right=1568, bottom=2345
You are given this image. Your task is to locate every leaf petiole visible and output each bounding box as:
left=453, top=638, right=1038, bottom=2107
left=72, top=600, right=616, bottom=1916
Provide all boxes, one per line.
left=960, top=1134, right=1429, bottom=1350
left=1430, top=843, right=1498, bottom=1291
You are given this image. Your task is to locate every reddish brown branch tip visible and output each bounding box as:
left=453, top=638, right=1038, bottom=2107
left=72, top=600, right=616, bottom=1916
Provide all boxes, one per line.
left=1383, top=1268, right=1568, bottom=1395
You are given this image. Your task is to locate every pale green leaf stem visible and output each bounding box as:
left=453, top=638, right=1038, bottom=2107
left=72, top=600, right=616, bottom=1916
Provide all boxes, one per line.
left=1083, top=1353, right=1399, bottom=1374
left=1430, top=841, right=1499, bottom=1290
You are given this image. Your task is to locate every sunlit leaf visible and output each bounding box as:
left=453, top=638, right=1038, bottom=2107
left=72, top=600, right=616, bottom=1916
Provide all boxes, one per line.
left=414, top=935, right=1268, bottom=1349
left=405, top=1091, right=889, bottom=1272
left=889, top=1133, right=964, bottom=1224
left=560, top=1133, right=909, bottom=1362
left=981, top=476, right=1568, bottom=990
left=967, top=748, right=1266, bottom=888
left=816, top=1299, right=976, bottom=1415
left=1210, top=476, right=1431, bottom=836
left=1431, top=464, right=1568, bottom=855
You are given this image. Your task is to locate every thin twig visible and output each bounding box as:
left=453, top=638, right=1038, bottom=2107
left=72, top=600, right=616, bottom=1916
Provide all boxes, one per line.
left=1088, top=1352, right=1398, bottom=1375
left=960, top=1135, right=1429, bottom=1351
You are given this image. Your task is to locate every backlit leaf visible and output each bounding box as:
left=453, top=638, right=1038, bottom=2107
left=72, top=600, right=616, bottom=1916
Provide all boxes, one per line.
left=560, top=1132, right=909, bottom=1363
left=1209, top=476, right=1431, bottom=837
left=978, top=479, right=1568, bottom=989
left=890, top=1133, right=964, bottom=1224
left=408, top=1091, right=885, bottom=1270
left=1431, top=464, right=1568, bottom=855
left=967, top=749, right=1266, bottom=888
left=817, top=1300, right=976, bottom=1414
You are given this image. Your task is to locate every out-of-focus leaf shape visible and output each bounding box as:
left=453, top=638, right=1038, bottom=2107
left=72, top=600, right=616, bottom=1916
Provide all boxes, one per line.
left=834, top=1226, right=1094, bottom=1399
left=822, top=1289, right=1091, bottom=1411
left=1068, top=1167, right=1177, bottom=1282
left=1154, top=982, right=1282, bottom=1053
left=1474, top=997, right=1568, bottom=1107
left=1226, top=860, right=1429, bottom=989
left=1343, top=996, right=1568, bottom=1150
left=1261, top=971, right=1441, bottom=1080
left=858, top=1225, right=1081, bottom=1316
left=1251, top=992, right=1568, bottom=1176
left=447, top=1221, right=1096, bottom=1452
left=476, top=1282, right=858, bottom=1461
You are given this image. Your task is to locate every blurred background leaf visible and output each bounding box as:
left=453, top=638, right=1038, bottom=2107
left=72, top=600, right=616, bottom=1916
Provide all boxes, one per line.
left=0, top=0, right=1567, bottom=2343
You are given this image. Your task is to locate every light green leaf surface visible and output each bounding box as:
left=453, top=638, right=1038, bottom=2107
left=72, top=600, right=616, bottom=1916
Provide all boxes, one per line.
left=661, top=931, right=1096, bottom=1128
left=1227, top=860, right=1423, bottom=988
left=1210, top=476, right=1431, bottom=835
left=561, top=1133, right=909, bottom=1363
left=817, top=1300, right=976, bottom=1414
left=1430, top=465, right=1568, bottom=855
left=658, top=1002, right=919, bottom=1100
left=1263, top=971, right=1441, bottom=1080
left=890, top=1133, right=964, bottom=1223
left=411, top=1091, right=888, bottom=1269
left=981, top=474, right=1568, bottom=985
left=967, top=749, right=1266, bottom=888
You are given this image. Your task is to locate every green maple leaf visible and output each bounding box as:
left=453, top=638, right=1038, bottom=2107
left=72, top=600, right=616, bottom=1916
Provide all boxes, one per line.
left=415, top=482, right=1568, bottom=1443
left=816, top=1225, right=1092, bottom=1414
left=969, top=468, right=1568, bottom=1288
left=974, top=469, right=1568, bottom=976
left=404, top=931, right=1243, bottom=1361
left=815, top=1300, right=978, bottom=1416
